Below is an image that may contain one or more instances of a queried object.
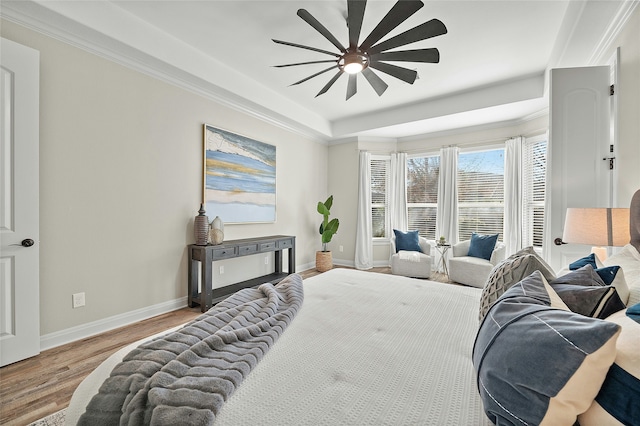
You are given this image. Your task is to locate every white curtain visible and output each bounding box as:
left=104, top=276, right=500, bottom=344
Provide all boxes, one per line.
left=389, top=152, right=408, bottom=232
left=543, top=129, right=554, bottom=261
left=504, top=136, right=523, bottom=256
left=436, top=146, right=459, bottom=244
left=355, top=151, right=373, bottom=270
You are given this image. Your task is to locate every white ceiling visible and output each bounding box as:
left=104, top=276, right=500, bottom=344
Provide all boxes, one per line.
left=1, top=0, right=636, bottom=141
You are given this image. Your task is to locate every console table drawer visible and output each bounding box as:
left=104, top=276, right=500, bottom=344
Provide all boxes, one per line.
left=238, top=244, right=258, bottom=255
left=260, top=242, right=276, bottom=251
left=211, top=247, right=237, bottom=259
left=277, top=238, right=294, bottom=249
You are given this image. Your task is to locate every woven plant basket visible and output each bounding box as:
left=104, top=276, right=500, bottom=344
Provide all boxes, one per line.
left=316, top=251, right=333, bottom=272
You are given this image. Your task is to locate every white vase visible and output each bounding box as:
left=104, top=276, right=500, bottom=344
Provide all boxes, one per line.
left=212, top=216, right=224, bottom=232
left=210, top=216, right=224, bottom=245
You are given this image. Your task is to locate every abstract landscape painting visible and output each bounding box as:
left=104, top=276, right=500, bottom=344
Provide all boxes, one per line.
left=203, top=125, right=276, bottom=224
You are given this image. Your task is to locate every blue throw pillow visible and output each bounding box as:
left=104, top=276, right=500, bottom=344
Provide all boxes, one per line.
left=474, top=271, right=621, bottom=426
left=595, top=265, right=620, bottom=285
left=627, top=303, right=640, bottom=324
left=570, top=253, right=598, bottom=270
left=393, top=229, right=422, bottom=253
left=467, top=232, right=498, bottom=261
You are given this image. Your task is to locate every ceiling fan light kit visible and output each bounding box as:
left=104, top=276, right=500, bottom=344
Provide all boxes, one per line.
left=340, top=52, right=368, bottom=74
left=273, top=0, right=447, bottom=100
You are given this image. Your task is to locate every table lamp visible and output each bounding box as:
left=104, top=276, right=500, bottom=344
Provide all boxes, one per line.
left=559, top=207, right=630, bottom=261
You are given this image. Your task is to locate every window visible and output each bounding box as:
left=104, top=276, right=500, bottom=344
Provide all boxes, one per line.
left=458, top=148, right=505, bottom=241
left=371, top=156, right=389, bottom=238
left=406, top=155, right=440, bottom=239
left=522, top=135, right=547, bottom=248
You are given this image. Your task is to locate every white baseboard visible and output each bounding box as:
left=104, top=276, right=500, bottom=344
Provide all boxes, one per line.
left=40, top=297, right=188, bottom=351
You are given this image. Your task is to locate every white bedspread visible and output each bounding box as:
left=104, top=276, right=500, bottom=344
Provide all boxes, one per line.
left=68, top=269, right=490, bottom=425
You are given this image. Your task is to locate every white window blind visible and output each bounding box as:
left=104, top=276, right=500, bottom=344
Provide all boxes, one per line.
left=371, top=156, right=389, bottom=238
left=406, top=155, right=439, bottom=239
left=458, top=149, right=505, bottom=241
left=522, top=136, right=547, bottom=248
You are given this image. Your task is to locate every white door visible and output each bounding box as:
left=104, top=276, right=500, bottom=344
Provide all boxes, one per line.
left=0, top=38, right=40, bottom=366
left=545, top=66, right=611, bottom=272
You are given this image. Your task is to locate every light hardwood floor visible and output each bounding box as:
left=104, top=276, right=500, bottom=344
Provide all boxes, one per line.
left=0, top=266, right=413, bottom=425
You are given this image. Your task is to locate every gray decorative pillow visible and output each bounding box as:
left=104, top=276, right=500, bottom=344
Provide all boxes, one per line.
left=551, top=264, right=606, bottom=287
left=550, top=265, right=626, bottom=319
left=478, top=247, right=556, bottom=321
left=552, top=284, right=626, bottom=319
left=473, top=271, right=621, bottom=426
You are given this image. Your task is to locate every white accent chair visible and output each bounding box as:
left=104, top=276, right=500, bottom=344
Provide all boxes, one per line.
left=448, top=240, right=506, bottom=288
left=390, top=236, right=434, bottom=278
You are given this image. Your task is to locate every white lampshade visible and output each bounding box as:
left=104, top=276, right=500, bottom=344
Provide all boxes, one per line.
left=562, top=208, right=630, bottom=247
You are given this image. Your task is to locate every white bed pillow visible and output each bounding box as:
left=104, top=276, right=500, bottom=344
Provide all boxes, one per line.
left=604, top=244, right=640, bottom=306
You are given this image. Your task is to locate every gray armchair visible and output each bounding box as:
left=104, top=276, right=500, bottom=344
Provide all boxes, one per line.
left=448, top=240, right=506, bottom=287
left=390, top=236, right=434, bottom=278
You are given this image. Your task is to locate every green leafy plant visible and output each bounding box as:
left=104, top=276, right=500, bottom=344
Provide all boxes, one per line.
left=317, top=195, right=340, bottom=252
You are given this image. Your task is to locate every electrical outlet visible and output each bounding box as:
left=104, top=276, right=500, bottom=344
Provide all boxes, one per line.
left=72, top=292, right=85, bottom=308
left=219, top=265, right=224, bottom=274
left=264, top=256, right=269, bottom=265
left=339, top=245, right=344, bottom=252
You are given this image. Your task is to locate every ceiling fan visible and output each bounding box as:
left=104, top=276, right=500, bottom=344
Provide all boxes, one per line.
left=273, top=0, right=447, bottom=100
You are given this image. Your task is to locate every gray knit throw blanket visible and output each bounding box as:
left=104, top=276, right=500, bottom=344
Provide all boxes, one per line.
left=78, top=274, right=304, bottom=426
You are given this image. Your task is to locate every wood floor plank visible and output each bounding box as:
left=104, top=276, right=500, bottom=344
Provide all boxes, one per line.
left=0, top=266, right=400, bottom=425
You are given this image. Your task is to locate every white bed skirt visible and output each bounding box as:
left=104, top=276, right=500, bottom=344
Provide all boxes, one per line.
left=68, top=269, right=490, bottom=425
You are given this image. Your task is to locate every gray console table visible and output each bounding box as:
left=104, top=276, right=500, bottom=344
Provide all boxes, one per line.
left=188, top=235, right=296, bottom=312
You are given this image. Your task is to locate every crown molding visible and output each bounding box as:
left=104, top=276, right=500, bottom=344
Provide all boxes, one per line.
left=589, top=0, right=639, bottom=65
left=0, top=1, right=331, bottom=143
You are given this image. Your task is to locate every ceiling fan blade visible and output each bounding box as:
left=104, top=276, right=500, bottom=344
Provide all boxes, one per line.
left=359, top=0, right=424, bottom=51
left=368, top=61, right=418, bottom=84
left=297, top=9, right=346, bottom=53
left=290, top=65, right=339, bottom=86
left=367, top=19, right=447, bottom=54
left=316, top=71, right=344, bottom=97
left=346, top=74, right=357, bottom=100
left=272, top=39, right=341, bottom=58
left=370, top=48, right=439, bottom=63
left=362, top=68, right=388, bottom=96
left=275, top=60, right=338, bottom=68
left=347, top=0, right=367, bottom=49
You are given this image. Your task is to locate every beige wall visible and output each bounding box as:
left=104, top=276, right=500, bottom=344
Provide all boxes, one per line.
left=1, top=20, right=328, bottom=336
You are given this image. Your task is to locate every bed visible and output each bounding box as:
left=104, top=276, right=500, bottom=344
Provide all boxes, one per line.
left=67, top=190, right=640, bottom=425
left=68, top=269, right=490, bottom=425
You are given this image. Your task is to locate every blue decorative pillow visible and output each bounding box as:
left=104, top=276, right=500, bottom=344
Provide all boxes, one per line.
left=627, top=302, right=640, bottom=323
left=570, top=253, right=598, bottom=270
left=393, top=229, right=422, bottom=253
left=467, top=232, right=498, bottom=261
left=474, top=271, right=621, bottom=426
left=595, top=265, right=620, bottom=285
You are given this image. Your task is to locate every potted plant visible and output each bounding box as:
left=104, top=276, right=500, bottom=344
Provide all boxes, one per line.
left=316, top=195, right=340, bottom=272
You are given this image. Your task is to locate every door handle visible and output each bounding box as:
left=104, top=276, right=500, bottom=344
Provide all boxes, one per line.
left=22, top=239, right=35, bottom=247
